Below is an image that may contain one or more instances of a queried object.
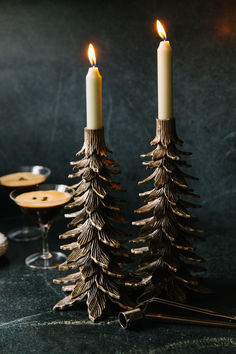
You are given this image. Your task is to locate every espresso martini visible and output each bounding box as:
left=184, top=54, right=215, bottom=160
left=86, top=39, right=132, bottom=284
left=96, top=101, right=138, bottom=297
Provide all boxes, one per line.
left=3, top=166, right=51, bottom=242
left=15, top=190, right=71, bottom=225
left=0, top=172, right=46, bottom=188
left=11, top=184, right=73, bottom=269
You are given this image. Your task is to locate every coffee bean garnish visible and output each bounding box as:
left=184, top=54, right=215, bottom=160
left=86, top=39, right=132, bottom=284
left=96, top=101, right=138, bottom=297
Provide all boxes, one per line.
left=19, top=177, right=27, bottom=181
left=33, top=197, right=37, bottom=200
left=42, top=197, right=48, bottom=201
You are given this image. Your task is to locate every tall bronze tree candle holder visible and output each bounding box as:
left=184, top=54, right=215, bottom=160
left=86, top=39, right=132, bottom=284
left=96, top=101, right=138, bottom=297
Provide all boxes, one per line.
left=53, top=127, right=133, bottom=321
left=130, top=118, right=209, bottom=303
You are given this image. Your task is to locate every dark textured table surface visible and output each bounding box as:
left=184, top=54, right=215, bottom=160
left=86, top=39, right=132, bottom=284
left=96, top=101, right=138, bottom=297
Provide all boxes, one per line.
left=0, top=0, right=235, bottom=352
left=0, top=210, right=235, bottom=354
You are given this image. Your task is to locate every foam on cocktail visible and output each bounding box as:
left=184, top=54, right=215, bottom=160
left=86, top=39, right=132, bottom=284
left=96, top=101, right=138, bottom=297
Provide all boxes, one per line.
left=15, top=190, right=71, bottom=208
left=0, top=172, right=46, bottom=188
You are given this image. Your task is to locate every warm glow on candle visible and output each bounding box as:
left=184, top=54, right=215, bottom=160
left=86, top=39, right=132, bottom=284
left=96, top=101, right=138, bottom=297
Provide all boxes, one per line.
left=88, top=43, right=96, bottom=66
left=86, top=43, right=102, bottom=129
left=156, top=19, right=172, bottom=119
left=156, top=20, right=167, bottom=40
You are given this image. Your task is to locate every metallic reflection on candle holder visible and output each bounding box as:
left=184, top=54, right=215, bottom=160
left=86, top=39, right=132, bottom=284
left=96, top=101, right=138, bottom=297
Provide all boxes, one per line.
left=119, top=297, right=236, bottom=329
left=53, top=127, right=134, bottom=321
left=130, top=118, right=211, bottom=303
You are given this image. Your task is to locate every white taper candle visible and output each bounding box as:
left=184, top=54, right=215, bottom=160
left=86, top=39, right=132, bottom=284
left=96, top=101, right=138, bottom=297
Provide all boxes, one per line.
left=86, top=44, right=102, bottom=129
left=156, top=20, right=173, bottom=120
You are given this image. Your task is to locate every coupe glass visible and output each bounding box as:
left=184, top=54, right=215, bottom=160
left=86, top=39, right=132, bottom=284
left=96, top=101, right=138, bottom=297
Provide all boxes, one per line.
left=10, top=184, right=73, bottom=269
left=0, top=165, right=51, bottom=241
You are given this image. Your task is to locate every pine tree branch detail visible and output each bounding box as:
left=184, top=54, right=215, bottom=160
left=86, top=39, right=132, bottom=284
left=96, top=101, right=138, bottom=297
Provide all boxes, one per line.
left=53, top=127, right=134, bottom=321
left=131, top=119, right=210, bottom=303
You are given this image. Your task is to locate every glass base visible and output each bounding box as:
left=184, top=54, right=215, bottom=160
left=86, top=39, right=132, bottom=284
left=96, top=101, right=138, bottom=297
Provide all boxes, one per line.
left=25, top=251, right=67, bottom=269
left=7, top=226, right=41, bottom=242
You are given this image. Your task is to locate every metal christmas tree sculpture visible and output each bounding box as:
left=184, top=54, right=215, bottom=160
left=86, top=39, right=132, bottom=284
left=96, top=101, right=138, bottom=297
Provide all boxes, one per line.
left=53, top=127, right=133, bottom=321
left=130, top=118, right=208, bottom=303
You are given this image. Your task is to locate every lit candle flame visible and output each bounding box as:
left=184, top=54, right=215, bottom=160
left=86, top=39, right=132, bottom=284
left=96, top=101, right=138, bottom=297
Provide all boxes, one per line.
left=156, top=20, right=167, bottom=40
left=88, top=43, right=96, bottom=66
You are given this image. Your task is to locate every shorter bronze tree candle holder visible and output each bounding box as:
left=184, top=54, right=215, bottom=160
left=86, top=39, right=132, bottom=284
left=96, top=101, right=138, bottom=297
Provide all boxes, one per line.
left=53, top=127, right=133, bottom=321
left=130, top=118, right=210, bottom=303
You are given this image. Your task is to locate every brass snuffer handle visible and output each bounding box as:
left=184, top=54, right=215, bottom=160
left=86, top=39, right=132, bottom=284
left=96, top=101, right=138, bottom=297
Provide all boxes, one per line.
left=118, top=297, right=236, bottom=329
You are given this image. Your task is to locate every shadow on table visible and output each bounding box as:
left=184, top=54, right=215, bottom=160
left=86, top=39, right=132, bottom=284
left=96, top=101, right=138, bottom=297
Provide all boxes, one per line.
left=0, top=255, right=10, bottom=267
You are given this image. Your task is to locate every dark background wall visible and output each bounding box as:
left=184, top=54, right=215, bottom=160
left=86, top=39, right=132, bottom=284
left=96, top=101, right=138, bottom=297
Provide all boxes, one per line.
left=0, top=0, right=235, bottom=230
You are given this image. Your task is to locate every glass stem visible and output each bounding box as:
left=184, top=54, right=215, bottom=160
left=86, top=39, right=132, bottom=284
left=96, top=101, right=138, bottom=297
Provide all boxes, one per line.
left=21, top=208, right=29, bottom=232
left=40, top=224, right=52, bottom=259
